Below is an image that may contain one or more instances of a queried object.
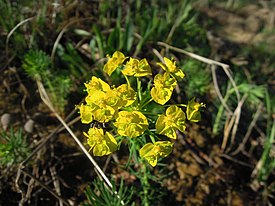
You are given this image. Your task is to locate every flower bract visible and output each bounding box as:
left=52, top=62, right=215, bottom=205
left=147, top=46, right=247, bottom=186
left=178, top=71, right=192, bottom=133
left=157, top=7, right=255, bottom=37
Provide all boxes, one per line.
left=103, top=51, right=126, bottom=76
left=78, top=103, right=94, bottom=124
left=84, top=127, right=117, bottom=156
left=156, top=105, right=186, bottom=139
left=115, top=84, right=137, bottom=106
left=139, top=141, right=173, bottom=167
left=158, top=57, right=185, bottom=80
left=150, top=86, right=173, bottom=105
left=153, top=72, right=177, bottom=88
left=186, top=98, right=205, bottom=122
left=123, top=58, right=152, bottom=77
left=113, top=111, right=148, bottom=138
left=84, top=76, right=110, bottom=93
left=150, top=72, right=176, bottom=105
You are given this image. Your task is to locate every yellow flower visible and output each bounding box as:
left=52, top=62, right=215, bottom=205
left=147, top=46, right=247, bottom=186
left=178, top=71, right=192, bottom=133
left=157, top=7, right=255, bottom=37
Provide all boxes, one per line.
left=139, top=141, right=173, bottom=167
left=186, top=98, right=205, bottom=122
left=91, top=84, right=137, bottom=110
left=93, top=104, right=116, bottom=123
left=85, top=91, right=116, bottom=123
left=103, top=51, right=126, bottom=76
left=150, top=72, right=176, bottom=105
left=150, top=86, right=173, bottom=105
left=78, top=103, right=94, bottom=124
left=158, top=57, right=185, bottom=80
left=156, top=105, right=186, bottom=139
left=84, top=127, right=117, bottom=156
left=85, top=90, right=106, bottom=106
left=84, top=76, right=110, bottom=94
left=114, top=111, right=148, bottom=138
left=115, top=84, right=137, bottom=106
left=104, top=89, right=124, bottom=109
left=123, top=58, right=152, bottom=77
left=153, top=72, right=177, bottom=88
left=83, top=79, right=137, bottom=122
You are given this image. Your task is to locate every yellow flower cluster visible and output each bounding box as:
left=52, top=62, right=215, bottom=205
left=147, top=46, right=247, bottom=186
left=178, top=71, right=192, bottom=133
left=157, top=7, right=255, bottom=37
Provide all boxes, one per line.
left=151, top=58, right=185, bottom=105
left=78, top=51, right=205, bottom=167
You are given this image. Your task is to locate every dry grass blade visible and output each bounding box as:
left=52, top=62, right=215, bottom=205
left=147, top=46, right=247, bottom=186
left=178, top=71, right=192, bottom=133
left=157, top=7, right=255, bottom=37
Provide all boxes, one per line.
left=211, top=65, right=233, bottom=115
left=5, top=16, right=35, bottom=58
left=51, top=17, right=94, bottom=61
left=222, top=94, right=247, bottom=152
left=231, top=102, right=264, bottom=155
left=50, top=166, right=63, bottom=206
left=152, top=48, right=164, bottom=63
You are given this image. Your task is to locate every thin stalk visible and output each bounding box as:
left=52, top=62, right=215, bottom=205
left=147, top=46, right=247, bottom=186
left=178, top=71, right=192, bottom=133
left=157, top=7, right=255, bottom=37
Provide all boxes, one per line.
left=141, top=161, right=150, bottom=206
left=170, top=103, right=187, bottom=107
left=149, top=135, right=156, bottom=144
left=140, top=98, right=153, bottom=109
left=137, top=77, right=142, bottom=102
left=123, top=73, right=131, bottom=87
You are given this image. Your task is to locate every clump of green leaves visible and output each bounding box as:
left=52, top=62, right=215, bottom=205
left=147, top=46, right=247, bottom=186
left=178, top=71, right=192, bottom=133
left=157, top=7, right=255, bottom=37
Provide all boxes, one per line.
left=23, top=50, right=51, bottom=80
left=0, top=128, right=30, bottom=166
left=22, top=49, right=71, bottom=114
left=181, top=59, right=211, bottom=98
left=82, top=177, right=134, bottom=206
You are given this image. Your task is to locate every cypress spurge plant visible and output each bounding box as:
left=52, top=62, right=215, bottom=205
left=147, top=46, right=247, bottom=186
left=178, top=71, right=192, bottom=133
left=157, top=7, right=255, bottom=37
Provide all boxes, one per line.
left=22, top=50, right=71, bottom=114
left=78, top=51, right=205, bottom=204
left=0, top=128, right=30, bottom=167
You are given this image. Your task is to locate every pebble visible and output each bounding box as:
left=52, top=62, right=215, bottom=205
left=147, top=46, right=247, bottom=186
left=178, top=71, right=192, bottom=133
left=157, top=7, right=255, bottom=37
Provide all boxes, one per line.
left=24, top=119, right=34, bottom=133
left=1, top=113, right=11, bottom=131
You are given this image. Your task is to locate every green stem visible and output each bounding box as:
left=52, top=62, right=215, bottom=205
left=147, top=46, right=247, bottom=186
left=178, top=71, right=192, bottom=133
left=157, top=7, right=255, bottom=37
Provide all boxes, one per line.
left=140, top=98, right=153, bottom=109
left=138, top=111, right=157, bottom=116
left=168, top=103, right=187, bottom=107
left=123, top=74, right=130, bottom=86
left=149, top=135, right=156, bottom=143
left=137, top=77, right=142, bottom=102
left=141, top=160, right=149, bottom=206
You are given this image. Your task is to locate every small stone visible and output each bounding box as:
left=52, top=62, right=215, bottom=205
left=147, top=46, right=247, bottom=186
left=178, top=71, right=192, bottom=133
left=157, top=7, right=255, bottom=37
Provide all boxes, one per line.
left=1, top=113, right=11, bottom=131
left=24, top=119, right=34, bottom=133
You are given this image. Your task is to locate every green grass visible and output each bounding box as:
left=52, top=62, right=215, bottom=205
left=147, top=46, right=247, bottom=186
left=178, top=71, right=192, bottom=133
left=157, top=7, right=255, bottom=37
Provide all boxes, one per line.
left=82, top=177, right=134, bottom=206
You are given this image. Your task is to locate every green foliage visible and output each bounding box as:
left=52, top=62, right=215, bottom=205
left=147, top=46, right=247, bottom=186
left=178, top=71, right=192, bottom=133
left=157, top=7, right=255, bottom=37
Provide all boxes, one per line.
left=22, top=50, right=52, bottom=80
left=181, top=59, right=211, bottom=98
left=237, top=83, right=266, bottom=108
left=256, top=90, right=275, bottom=183
left=56, top=43, right=89, bottom=78
left=23, top=49, right=71, bottom=114
left=82, top=177, right=134, bottom=206
left=212, top=78, right=267, bottom=136
left=0, top=0, right=27, bottom=57
left=0, top=0, right=15, bottom=32
left=0, top=128, right=30, bottom=166
left=124, top=158, right=173, bottom=206
left=72, top=0, right=204, bottom=59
